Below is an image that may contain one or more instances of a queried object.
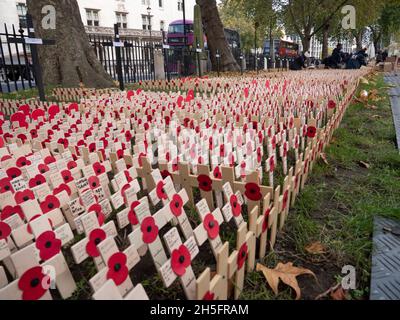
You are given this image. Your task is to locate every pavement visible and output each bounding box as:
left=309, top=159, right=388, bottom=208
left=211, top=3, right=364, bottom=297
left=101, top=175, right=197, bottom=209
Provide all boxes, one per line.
left=384, top=72, right=400, bottom=153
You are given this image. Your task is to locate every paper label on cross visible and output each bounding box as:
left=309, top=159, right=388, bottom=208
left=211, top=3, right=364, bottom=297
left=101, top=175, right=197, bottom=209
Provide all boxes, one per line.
left=166, top=189, right=193, bottom=240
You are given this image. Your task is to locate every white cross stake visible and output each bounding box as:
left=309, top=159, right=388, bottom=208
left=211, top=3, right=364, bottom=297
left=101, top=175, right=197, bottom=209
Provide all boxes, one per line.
left=127, top=200, right=169, bottom=270
left=89, top=236, right=141, bottom=297
left=166, top=188, right=194, bottom=240
left=221, top=182, right=245, bottom=228
left=159, top=227, right=199, bottom=300
left=193, top=199, right=224, bottom=259
left=71, top=211, right=118, bottom=270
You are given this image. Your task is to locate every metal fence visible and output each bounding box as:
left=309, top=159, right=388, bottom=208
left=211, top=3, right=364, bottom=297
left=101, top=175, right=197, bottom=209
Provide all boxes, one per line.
left=88, top=34, right=157, bottom=83
left=0, top=24, right=35, bottom=93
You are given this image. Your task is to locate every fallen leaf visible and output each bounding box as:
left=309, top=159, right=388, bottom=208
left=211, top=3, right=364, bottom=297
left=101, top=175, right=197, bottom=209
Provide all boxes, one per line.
left=371, top=115, right=381, bottom=119
left=256, top=262, right=316, bottom=300
left=360, top=77, right=369, bottom=84
left=305, top=242, right=326, bottom=255
left=331, top=286, right=348, bottom=300
left=359, top=161, right=370, bottom=169
left=320, top=153, right=329, bottom=165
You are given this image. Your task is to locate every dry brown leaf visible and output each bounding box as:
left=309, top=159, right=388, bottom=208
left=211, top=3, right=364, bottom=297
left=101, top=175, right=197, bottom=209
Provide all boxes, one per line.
left=320, top=153, right=329, bottom=165
left=371, top=115, right=381, bottom=119
left=359, top=161, right=370, bottom=169
left=360, top=77, right=369, bottom=84
left=330, top=286, right=348, bottom=300
left=256, top=262, right=316, bottom=300
left=305, top=242, right=326, bottom=255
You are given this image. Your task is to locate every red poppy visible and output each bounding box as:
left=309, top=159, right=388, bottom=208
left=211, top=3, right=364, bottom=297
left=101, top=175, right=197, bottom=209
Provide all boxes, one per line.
left=16, top=156, right=31, bottom=168
left=106, top=252, right=129, bottom=286
left=282, top=190, right=289, bottom=210
left=116, top=149, right=124, bottom=160
left=93, top=162, right=105, bottom=176
left=328, top=100, right=336, bottom=109
left=86, top=228, right=107, bottom=258
left=44, top=156, right=56, bottom=165
left=15, top=189, right=35, bottom=204
left=156, top=181, right=168, bottom=200
left=140, top=216, right=158, bottom=244
left=169, top=194, right=183, bottom=217
left=213, top=166, right=222, bottom=179
left=61, top=170, right=73, bottom=183
left=269, top=156, right=275, bottom=173
left=28, top=174, right=46, bottom=188
left=53, top=183, right=71, bottom=196
left=0, top=221, right=11, bottom=240
left=37, top=163, right=50, bottom=174
left=88, top=176, right=100, bottom=189
left=0, top=205, right=24, bottom=220
left=6, top=167, right=22, bottom=179
left=203, top=291, right=215, bottom=300
left=262, top=208, right=270, bottom=233
left=18, top=266, right=48, bottom=300
left=0, top=177, right=14, bottom=194
left=35, top=231, right=62, bottom=261
left=128, top=201, right=140, bottom=226
left=197, top=175, right=212, bottom=192
left=230, top=195, right=241, bottom=217
left=40, top=195, right=60, bottom=214
left=237, top=242, right=248, bottom=270
left=171, top=244, right=191, bottom=276
left=244, top=182, right=262, bottom=201
left=124, top=170, right=133, bottom=183
left=88, top=203, right=105, bottom=226
left=67, top=160, right=77, bottom=170
left=203, top=213, right=219, bottom=240
left=307, top=126, right=317, bottom=138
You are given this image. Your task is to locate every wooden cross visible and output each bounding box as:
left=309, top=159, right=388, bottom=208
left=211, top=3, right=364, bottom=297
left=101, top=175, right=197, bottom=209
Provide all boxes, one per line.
left=196, top=241, right=229, bottom=300
left=127, top=200, right=169, bottom=270
left=193, top=199, right=224, bottom=259
left=92, top=279, right=149, bottom=300
left=159, top=227, right=199, bottom=300
left=71, top=211, right=118, bottom=270
left=88, top=236, right=141, bottom=297
left=0, top=240, right=75, bottom=300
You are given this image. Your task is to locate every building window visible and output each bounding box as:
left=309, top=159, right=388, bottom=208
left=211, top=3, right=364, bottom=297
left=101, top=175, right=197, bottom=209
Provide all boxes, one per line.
left=178, top=1, right=183, bottom=11
left=142, top=15, right=152, bottom=30
left=142, top=0, right=150, bottom=5
left=116, top=12, right=127, bottom=29
left=159, top=0, right=163, bottom=8
left=16, top=3, right=27, bottom=28
left=86, top=9, right=100, bottom=27
left=160, top=20, right=165, bottom=31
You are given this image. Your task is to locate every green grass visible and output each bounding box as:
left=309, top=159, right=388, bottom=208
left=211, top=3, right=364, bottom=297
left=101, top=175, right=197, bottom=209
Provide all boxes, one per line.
left=241, top=73, right=400, bottom=300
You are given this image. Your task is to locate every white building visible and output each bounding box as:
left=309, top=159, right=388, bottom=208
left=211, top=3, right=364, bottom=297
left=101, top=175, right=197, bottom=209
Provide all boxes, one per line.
left=0, top=0, right=196, bottom=39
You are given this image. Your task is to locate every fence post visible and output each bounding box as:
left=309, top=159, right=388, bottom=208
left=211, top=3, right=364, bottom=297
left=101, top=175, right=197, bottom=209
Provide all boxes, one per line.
left=196, top=42, right=202, bottom=78
left=216, top=49, right=220, bottom=77
left=240, top=52, right=243, bottom=75
left=26, top=14, right=45, bottom=101
left=114, top=24, right=124, bottom=91
left=162, top=31, right=170, bottom=81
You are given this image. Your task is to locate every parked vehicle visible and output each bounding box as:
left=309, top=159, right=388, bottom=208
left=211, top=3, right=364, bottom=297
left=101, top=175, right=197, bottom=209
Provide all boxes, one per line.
left=263, top=39, right=299, bottom=58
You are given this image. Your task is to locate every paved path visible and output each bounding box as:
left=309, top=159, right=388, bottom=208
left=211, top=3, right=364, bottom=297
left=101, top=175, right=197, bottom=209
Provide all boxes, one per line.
left=384, top=73, right=400, bottom=153
left=370, top=216, right=400, bottom=300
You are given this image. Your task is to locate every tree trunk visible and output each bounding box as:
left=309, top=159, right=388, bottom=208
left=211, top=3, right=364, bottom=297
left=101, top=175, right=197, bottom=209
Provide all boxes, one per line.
left=27, top=0, right=114, bottom=88
left=196, top=0, right=239, bottom=72
left=322, top=24, right=330, bottom=60
left=269, top=22, right=275, bottom=62
left=301, top=36, right=311, bottom=53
